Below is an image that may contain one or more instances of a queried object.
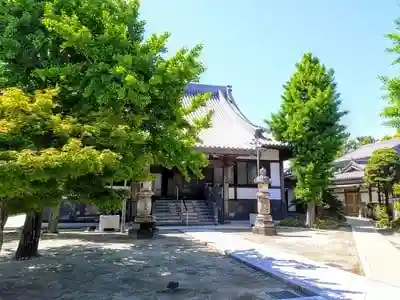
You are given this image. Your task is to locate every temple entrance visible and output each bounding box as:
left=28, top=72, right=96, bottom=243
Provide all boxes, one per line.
left=344, top=190, right=360, bottom=216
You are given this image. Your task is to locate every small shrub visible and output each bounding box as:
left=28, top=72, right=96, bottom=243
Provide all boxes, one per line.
left=320, top=189, right=346, bottom=221
left=391, top=217, right=400, bottom=230
left=279, top=217, right=305, bottom=227
left=313, top=218, right=343, bottom=230
left=375, top=205, right=390, bottom=228
left=394, top=200, right=400, bottom=215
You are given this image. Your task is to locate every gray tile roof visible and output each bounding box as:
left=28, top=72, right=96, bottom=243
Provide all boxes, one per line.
left=332, top=170, right=364, bottom=181
left=335, top=139, right=400, bottom=164
left=183, top=83, right=285, bottom=151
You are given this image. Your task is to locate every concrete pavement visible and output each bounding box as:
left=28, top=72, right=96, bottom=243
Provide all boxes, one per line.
left=183, top=228, right=400, bottom=300
left=347, top=216, right=400, bottom=287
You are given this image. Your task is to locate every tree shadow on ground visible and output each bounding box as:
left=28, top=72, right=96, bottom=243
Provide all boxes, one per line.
left=230, top=249, right=364, bottom=300
left=0, top=232, right=308, bottom=300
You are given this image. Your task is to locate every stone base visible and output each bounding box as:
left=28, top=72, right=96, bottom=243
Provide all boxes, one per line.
left=135, top=221, right=156, bottom=239
left=252, top=214, right=276, bottom=236
left=252, top=225, right=277, bottom=236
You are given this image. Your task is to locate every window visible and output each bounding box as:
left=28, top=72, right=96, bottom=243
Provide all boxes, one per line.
left=237, top=161, right=270, bottom=185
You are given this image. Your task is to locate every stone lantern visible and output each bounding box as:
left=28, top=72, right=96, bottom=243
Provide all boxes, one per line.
left=134, top=181, right=155, bottom=238
left=252, top=167, right=277, bottom=235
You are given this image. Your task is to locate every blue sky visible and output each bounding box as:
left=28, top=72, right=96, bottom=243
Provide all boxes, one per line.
left=140, top=1, right=399, bottom=138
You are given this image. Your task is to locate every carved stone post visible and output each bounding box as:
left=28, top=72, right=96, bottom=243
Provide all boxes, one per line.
left=252, top=167, right=277, bottom=236
left=134, top=181, right=155, bottom=239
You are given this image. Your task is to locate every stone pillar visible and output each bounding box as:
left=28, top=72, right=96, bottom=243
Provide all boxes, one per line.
left=252, top=167, right=277, bottom=236
left=134, top=181, right=155, bottom=239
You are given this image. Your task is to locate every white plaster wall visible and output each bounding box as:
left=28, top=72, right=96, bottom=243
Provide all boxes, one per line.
left=261, top=149, right=280, bottom=161
left=236, top=149, right=280, bottom=161
left=360, top=191, right=370, bottom=204
left=229, top=187, right=235, bottom=199
left=269, top=188, right=281, bottom=200
left=270, top=162, right=281, bottom=187
left=236, top=187, right=281, bottom=200
left=236, top=187, right=257, bottom=199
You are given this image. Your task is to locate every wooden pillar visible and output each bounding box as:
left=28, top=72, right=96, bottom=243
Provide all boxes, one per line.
left=223, top=165, right=229, bottom=223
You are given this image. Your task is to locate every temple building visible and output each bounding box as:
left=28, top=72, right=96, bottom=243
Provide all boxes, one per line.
left=46, top=83, right=291, bottom=226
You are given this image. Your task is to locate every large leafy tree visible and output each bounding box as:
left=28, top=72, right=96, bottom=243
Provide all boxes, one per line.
left=0, top=88, right=119, bottom=255
left=381, top=18, right=400, bottom=128
left=0, top=0, right=210, bottom=258
left=364, top=148, right=400, bottom=213
left=267, top=53, right=347, bottom=226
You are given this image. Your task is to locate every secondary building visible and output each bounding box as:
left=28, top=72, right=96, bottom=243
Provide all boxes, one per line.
left=331, top=139, right=400, bottom=216
left=284, top=139, right=400, bottom=217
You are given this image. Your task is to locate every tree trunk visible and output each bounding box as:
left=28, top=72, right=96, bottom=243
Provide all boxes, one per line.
left=48, top=202, right=61, bottom=233
left=15, top=211, right=43, bottom=260
left=378, top=185, right=382, bottom=205
left=305, top=203, right=316, bottom=227
left=0, top=202, right=8, bottom=252
left=384, top=189, right=392, bottom=221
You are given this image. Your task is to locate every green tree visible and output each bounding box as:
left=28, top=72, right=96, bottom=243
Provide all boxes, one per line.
left=267, top=53, right=347, bottom=227
left=381, top=131, right=400, bottom=141
left=357, top=136, right=377, bottom=145
left=364, top=148, right=400, bottom=214
left=0, top=88, right=119, bottom=255
left=381, top=18, right=400, bottom=128
left=0, top=0, right=210, bottom=257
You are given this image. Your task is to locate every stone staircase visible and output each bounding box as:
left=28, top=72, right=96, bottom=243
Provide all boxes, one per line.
left=154, top=199, right=215, bottom=226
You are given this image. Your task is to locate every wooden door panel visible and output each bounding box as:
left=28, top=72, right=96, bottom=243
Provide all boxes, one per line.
left=345, top=192, right=360, bottom=216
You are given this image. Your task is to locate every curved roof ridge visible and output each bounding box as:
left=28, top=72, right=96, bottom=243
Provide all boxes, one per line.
left=224, top=85, right=262, bottom=130
left=217, top=90, right=257, bottom=134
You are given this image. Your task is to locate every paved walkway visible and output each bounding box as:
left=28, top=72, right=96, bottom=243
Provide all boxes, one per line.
left=346, top=217, right=400, bottom=286
left=182, top=228, right=400, bottom=300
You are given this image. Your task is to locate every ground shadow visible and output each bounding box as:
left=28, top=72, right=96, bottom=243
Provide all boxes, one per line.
left=0, top=232, right=308, bottom=300
left=230, top=248, right=364, bottom=299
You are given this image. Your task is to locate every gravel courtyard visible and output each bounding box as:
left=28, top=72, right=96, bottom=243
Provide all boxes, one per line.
left=0, top=231, right=307, bottom=300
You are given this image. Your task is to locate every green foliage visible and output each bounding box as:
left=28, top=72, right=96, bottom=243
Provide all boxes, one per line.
left=313, top=218, right=345, bottom=230
left=391, top=217, right=400, bottom=230
left=321, top=189, right=346, bottom=221
left=291, top=197, right=307, bottom=213
left=267, top=53, right=347, bottom=205
left=364, top=148, right=400, bottom=197
left=0, top=0, right=210, bottom=213
left=381, top=18, right=400, bottom=128
left=394, top=199, right=400, bottom=213
left=381, top=131, right=400, bottom=141
left=279, top=216, right=305, bottom=227
left=375, top=205, right=390, bottom=228
left=0, top=88, right=119, bottom=213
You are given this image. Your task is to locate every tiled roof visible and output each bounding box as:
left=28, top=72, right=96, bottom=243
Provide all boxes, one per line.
left=335, top=139, right=400, bottom=164
left=332, top=170, right=364, bottom=181
left=183, top=83, right=285, bottom=151
left=341, top=160, right=365, bottom=172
